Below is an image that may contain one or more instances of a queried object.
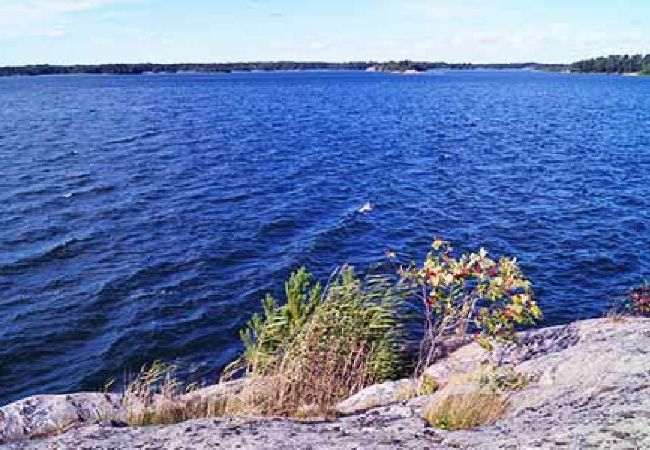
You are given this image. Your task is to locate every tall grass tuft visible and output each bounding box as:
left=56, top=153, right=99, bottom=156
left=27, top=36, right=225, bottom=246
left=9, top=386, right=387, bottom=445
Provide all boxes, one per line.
left=225, top=266, right=405, bottom=416
left=224, top=267, right=323, bottom=379
left=123, top=361, right=188, bottom=426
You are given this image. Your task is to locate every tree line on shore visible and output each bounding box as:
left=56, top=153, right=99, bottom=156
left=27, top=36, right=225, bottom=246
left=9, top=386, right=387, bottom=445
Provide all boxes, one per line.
left=570, top=54, right=650, bottom=74
left=0, top=60, right=563, bottom=77
left=0, top=62, right=369, bottom=76
left=1, top=55, right=648, bottom=77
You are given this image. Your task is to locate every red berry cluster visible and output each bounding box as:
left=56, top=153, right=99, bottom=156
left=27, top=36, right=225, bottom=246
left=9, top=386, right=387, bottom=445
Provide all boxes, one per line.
left=629, top=286, right=650, bottom=315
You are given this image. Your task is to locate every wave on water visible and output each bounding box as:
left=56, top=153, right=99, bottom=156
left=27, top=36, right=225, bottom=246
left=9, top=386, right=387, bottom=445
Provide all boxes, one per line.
left=0, top=237, right=91, bottom=275
left=1, top=70, right=649, bottom=406
left=63, top=184, right=116, bottom=199
left=105, top=130, right=161, bottom=145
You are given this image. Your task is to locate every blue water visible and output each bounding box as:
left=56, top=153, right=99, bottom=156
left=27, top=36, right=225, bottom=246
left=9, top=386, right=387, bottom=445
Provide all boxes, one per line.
left=1, top=70, right=649, bottom=405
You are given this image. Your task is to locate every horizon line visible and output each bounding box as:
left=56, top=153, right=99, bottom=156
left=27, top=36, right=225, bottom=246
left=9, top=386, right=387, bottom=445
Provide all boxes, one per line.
left=1, top=60, right=569, bottom=68
left=5, top=52, right=649, bottom=68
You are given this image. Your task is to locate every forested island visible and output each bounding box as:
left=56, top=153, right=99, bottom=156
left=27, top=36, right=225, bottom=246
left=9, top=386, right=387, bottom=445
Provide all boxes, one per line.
left=0, top=62, right=369, bottom=76
left=369, top=60, right=566, bottom=72
left=0, top=55, right=648, bottom=77
left=570, top=54, right=650, bottom=74
left=0, top=60, right=563, bottom=77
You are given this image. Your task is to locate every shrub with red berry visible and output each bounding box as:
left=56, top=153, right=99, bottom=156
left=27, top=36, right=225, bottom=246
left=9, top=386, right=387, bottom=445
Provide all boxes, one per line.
left=399, top=239, right=542, bottom=373
left=628, top=285, right=650, bottom=316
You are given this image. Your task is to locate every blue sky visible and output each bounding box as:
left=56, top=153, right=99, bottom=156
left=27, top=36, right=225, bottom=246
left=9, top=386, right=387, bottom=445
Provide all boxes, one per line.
left=1, top=0, right=649, bottom=65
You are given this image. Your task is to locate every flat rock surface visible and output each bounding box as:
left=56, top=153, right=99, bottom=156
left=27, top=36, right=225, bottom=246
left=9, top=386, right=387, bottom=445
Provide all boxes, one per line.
left=335, top=379, right=413, bottom=415
left=5, top=318, right=650, bottom=449
left=0, top=393, right=123, bottom=444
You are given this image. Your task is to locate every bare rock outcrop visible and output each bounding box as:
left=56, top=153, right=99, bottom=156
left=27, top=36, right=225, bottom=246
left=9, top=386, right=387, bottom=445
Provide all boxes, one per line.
left=0, top=393, right=122, bottom=443
left=335, top=379, right=413, bottom=415
left=4, top=318, right=650, bottom=449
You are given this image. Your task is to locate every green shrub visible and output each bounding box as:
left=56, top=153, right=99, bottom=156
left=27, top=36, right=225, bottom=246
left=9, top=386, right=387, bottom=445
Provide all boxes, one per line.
left=628, top=284, right=650, bottom=315
left=225, top=267, right=323, bottom=378
left=608, top=282, right=650, bottom=319
left=227, top=266, right=405, bottom=415
left=399, top=239, right=542, bottom=373
left=419, top=373, right=440, bottom=395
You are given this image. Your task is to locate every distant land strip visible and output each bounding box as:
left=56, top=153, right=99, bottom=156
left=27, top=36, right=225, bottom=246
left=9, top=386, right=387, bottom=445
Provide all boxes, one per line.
left=0, top=54, right=648, bottom=77
left=0, top=61, right=564, bottom=76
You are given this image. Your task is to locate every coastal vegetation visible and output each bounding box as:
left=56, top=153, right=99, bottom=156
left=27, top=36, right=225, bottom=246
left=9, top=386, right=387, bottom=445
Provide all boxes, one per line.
left=628, top=284, right=650, bottom=315
left=609, top=283, right=650, bottom=319
left=123, top=361, right=187, bottom=426
left=121, top=239, right=543, bottom=428
left=0, top=62, right=367, bottom=76
left=570, top=54, right=650, bottom=74
left=399, top=239, right=541, bottom=377
left=221, top=266, right=405, bottom=416
left=3, top=249, right=650, bottom=442
left=473, top=366, right=532, bottom=392
left=7, top=317, right=650, bottom=446
left=423, top=390, right=510, bottom=430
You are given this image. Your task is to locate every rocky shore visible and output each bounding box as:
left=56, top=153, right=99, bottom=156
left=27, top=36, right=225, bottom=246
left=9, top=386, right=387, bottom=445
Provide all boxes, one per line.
left=3, top=317, right=650, bottom=449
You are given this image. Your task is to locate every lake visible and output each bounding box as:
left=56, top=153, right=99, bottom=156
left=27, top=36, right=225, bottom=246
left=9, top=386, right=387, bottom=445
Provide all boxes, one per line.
left=1, top=70, right=649, bottom=405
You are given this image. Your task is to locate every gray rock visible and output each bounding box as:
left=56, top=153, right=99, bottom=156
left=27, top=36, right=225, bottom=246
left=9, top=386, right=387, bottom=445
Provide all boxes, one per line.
left=175, top=379, right=246, bottom=418
left=437, top=318, right=650, bottom=449
left=334, top=379, right=413, bottom=415
left=490, top=322, right=580, bottom=366
left=5, top=318, right=650, bottom=449
left=0, top=393, right=122, bottom=444
left=424, top=341, right=489, bottom=385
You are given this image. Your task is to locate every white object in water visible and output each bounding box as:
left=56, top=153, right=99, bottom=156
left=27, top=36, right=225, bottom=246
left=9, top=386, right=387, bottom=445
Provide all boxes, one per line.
left=358, top=202, right=374, bottom=213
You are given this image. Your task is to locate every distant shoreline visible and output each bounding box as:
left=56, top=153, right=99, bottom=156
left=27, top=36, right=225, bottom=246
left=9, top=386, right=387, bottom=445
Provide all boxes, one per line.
left=1, top=57, right=647, bottom=78
left=0, top=68, right=546, bottom=78
left=1, top=69, right=647, bottom=79
left=0, top=61, right=566, bottom=77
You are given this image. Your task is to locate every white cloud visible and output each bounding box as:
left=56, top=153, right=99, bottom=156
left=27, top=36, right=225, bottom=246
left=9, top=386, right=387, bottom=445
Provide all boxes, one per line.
left=20, top=0, right=119, bottom=14
left=0, top=0, right=132, bottom=39
left=400, top=0, right=484, bottom=20
left=44, top=28, right=67, bottom=37
left=308, top=41, right=329, bottom=51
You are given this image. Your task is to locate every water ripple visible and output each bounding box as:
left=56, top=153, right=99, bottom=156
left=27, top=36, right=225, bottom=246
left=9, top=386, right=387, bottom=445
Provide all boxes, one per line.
left=0, top=71, right=649, bottom=405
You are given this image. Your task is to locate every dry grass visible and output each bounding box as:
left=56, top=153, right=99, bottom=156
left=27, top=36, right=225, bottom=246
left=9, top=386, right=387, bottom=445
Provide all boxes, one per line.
left=123, top=364, right=246, bottom=426
left=121, top=333, right=386, bottom=424
left=605, top=308, right=630, bottom=324
left=423, top=390, right=509, bottom=430
left=418, top=374, right=440, bottom=395
left=220, top=268, right=405, bottom=418
left=123, top=323, right=387, bottom=424
left=273, top=330, right=378, bottom=415
left=225, top=331, right=382, bottom=417
left=397, top=374, right=440, bottom=402
left=119, top=265, right=439, bottom=424
left=123, top=362, right=189, bottom=426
